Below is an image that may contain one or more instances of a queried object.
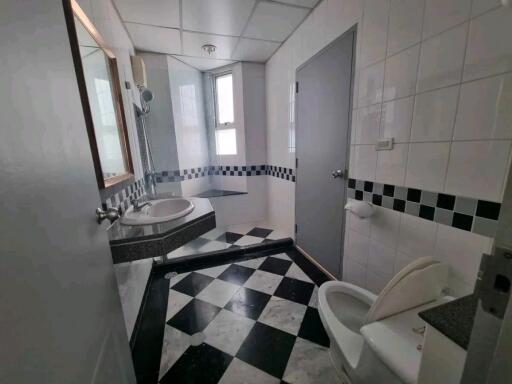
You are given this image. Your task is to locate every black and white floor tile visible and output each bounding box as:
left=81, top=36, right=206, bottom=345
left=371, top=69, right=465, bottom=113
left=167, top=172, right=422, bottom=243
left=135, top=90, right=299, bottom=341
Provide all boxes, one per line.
left=158, top=253, right=337, bottom=384
left=166, top=223, right=293, bottom=260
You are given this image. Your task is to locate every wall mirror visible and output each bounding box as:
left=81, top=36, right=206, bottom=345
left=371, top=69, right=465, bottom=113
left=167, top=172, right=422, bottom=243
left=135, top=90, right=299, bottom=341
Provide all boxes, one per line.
left=65, top=0, right=133, bottom=189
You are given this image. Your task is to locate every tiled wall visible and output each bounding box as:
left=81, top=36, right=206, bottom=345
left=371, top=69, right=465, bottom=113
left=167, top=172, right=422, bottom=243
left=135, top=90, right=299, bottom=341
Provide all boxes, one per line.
left=103, top=178, right=146, bottom=213
left=167, top=56, right=211, bottom=197
left=265, top=0, right=512, bottom=295
left=155, top=165, right=295, bottom=183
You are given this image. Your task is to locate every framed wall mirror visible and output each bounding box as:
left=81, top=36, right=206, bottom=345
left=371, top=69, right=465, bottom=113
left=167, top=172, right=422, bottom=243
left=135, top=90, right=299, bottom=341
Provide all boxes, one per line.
left=64, top=0, right=134, bottom=190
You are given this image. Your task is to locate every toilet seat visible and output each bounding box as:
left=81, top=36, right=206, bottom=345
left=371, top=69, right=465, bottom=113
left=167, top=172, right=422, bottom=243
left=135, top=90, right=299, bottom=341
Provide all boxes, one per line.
left=318, top=257, right=449, bottom=383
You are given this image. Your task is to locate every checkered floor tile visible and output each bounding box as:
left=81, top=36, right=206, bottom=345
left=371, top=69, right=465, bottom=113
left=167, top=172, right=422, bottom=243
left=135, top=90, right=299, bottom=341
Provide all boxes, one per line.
left=159, top=253, right=338, bottom=384
left=166, top=225, right=292, bottom=260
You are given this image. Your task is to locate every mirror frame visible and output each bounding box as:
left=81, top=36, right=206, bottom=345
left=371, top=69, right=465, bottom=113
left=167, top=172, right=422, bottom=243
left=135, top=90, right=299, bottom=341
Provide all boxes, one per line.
left=63, top=0, right=134, bottom=190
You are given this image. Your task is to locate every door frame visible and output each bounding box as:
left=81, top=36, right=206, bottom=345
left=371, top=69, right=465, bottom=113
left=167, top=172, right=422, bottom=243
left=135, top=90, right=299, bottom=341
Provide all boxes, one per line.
left=294, top=25, right=358, bottom=279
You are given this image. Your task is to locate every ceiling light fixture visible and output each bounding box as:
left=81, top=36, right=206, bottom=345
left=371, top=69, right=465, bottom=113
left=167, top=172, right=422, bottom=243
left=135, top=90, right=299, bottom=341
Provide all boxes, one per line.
left=201, top=44, right=217, bottom=55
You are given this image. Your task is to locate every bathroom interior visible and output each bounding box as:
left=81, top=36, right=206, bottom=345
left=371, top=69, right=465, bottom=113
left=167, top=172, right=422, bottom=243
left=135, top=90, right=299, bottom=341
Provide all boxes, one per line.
left=2, top=0, right=512, bottom=383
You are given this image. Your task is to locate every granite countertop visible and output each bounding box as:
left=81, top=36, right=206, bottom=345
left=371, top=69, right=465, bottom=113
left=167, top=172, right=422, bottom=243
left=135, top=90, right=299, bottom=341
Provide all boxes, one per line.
left=108, top=194, right=215, bottom=245
left=418, top=294, right=478, bottom=350
left=194, top=189, right=247, bottom=198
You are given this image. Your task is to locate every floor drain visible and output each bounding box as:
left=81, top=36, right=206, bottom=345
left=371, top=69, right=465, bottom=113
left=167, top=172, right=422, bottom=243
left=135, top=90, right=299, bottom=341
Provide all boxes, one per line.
left=164, top=272, right=178, bottom=280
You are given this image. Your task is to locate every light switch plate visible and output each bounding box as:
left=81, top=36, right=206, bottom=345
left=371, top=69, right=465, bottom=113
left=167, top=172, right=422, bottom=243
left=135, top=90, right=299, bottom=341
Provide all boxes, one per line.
left=376, top=138, right=394, bottom=151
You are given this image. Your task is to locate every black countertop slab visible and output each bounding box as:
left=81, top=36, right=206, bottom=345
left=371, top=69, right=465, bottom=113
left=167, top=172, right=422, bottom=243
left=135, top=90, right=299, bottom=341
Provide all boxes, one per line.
left=194, top=189, right=247, bottom=198
left=108, top=194, right=216, bottom=263
left=419, top=294, right=478, bottom=350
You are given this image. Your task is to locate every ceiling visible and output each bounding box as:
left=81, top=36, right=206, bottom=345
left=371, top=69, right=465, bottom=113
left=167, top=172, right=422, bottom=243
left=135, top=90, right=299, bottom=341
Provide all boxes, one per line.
left=113, top=0, right=319, bottom=71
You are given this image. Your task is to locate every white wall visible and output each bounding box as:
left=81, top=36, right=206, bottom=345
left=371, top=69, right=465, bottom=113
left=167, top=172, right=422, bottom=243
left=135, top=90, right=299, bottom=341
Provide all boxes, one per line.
left=167, top=56, right=211, bottom=196
left=211, top=63, right=268, bottom=226
left=265, top=0, right=512, bottom=295
left=208, top=63, right=249, bottom=193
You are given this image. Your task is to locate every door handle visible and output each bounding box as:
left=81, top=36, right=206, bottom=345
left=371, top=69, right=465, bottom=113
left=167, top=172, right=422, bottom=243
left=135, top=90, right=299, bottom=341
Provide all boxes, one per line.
left=96, top=207, right=120, bottom=224
left=331, top=169, right=344, bottom=179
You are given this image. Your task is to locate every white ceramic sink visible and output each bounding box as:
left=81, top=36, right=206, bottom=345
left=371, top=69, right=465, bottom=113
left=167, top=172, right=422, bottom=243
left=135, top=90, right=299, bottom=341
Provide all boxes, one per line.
left=120, top=198, right=194, bottom=225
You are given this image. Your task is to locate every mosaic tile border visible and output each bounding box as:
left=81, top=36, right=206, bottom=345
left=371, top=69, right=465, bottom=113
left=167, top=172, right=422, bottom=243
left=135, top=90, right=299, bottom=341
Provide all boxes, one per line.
left=348, top=178, right=501, bottom=238
left=155, top=165, right=296, bottom=183
left=104, top=178, right=145, bottom=213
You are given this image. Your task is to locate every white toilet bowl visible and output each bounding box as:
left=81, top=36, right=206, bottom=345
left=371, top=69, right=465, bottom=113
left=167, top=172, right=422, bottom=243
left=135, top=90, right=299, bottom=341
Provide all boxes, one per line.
left=318, top=257, right=449, bottom=384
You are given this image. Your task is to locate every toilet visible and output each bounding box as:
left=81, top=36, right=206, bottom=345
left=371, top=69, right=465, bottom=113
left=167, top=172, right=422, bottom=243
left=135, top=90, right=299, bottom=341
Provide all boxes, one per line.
left=318, top=257, right=450, bottom=384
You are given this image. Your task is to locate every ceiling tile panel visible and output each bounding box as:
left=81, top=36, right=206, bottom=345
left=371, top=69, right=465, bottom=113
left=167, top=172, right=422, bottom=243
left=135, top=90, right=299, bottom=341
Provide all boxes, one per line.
left=126, top=23, right=181, bottom=54
left=174, top=56, right=237, bottom=71
left=183, top=0, right=256, bottom=36
left=114, top=0, right=180, bottom=28
left=182, top=32, right=239, bottom=60
left=232, top=38, right=280, bottom=62
left=243, top=1, right=309, bottom=42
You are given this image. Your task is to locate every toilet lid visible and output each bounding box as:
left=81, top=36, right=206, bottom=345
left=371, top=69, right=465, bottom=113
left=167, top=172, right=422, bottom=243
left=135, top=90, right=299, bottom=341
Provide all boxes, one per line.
left=365, top=257, right=449, bottom=324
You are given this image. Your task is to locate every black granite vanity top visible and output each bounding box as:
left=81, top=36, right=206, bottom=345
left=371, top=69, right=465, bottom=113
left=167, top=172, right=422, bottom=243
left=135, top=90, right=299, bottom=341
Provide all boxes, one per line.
left=108, top=194, right=216, bottom=263
left=419, top=294, right=478, bottom=350
left=108, top=195, right=214, bottom=245
left=194, top=189, right=247, bottom=198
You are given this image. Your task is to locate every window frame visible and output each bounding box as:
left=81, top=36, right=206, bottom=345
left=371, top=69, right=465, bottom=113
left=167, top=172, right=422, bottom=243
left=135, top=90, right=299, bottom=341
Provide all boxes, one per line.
left=213, top=71, right=235, bottom=129
left=213, top=71, right=237, bottom=156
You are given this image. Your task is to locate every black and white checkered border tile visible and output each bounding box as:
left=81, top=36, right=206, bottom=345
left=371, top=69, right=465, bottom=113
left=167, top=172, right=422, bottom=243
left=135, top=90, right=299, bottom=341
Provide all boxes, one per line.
left=266, top=165, right=296, bottom=182
left=104, top=178, right=145, bottom=214
left=348, top=178, right=501, bottom=238
left=155, top=165, right=296, bottom=183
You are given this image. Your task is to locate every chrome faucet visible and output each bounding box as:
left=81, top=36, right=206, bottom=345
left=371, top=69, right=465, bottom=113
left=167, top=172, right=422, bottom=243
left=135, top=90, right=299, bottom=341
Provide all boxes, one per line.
left=131, top=197, right=152, bottom=212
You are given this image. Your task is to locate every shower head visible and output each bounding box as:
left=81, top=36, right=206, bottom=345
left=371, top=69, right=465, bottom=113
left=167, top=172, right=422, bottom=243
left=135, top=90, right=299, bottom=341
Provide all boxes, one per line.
left=139, top=87, right=154, bottom=114
left=141, top=87, right=154, bottom=103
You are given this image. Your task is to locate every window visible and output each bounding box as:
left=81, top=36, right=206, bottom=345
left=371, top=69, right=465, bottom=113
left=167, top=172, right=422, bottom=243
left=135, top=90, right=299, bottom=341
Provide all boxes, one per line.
left=215, top=129, right=237, bottom=155
left=214, top=73, right=236, bottom=155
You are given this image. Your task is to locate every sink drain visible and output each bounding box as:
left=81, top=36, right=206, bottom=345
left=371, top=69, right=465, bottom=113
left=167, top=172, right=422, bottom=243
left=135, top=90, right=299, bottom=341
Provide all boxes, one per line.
left=164, top=272, right=178, bottom=280
left=190, top=332, right=205, bottom=346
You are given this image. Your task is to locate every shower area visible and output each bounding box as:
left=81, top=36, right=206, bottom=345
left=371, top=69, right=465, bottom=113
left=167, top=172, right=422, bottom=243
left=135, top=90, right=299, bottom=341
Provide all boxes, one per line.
left=133, top=53, right=291, bottom=260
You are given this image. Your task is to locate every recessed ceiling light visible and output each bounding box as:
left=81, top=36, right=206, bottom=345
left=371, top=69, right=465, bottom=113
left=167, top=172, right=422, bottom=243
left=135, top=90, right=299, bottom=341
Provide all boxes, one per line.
left=201, top=44, right=217, bottom=55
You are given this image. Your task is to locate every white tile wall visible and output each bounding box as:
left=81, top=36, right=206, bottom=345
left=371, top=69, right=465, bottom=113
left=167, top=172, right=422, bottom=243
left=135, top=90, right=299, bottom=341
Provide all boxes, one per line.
left=353, top=144, right=377, bottom=180
left=464, top=6, right=512, bottom=81
left=358, top=60, right=385, bottom=107
left=454, top=74, right=512, bottom=140
left=369, top=206, right=401, bottom=248
left=411, top=85, right=459, bottom=142
left=376, top=143, right=408, bottom=185
left=383, top=44, right=420, bottom=101
left=360, top=0, right=390, bottom=67
left=422, top=0, right=471, bottom=39
left=445, top=140, right=511, bottom=201
left=353, top=105, right=381, bottom=144
left=380, top=96, right=414, bottom=142
left=266, top=0, right=512, bottom=294
left=417, top=23, right=468, bottom=92
left=405, top=142, right=450, bottom=191
left=387, top=0, right=424, bottom=56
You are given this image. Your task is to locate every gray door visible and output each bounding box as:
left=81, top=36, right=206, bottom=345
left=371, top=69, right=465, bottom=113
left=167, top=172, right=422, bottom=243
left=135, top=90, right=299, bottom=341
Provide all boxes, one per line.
left=0, top=1, right=136, bottom=382
left=295, top=31, right=355, bottom=278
